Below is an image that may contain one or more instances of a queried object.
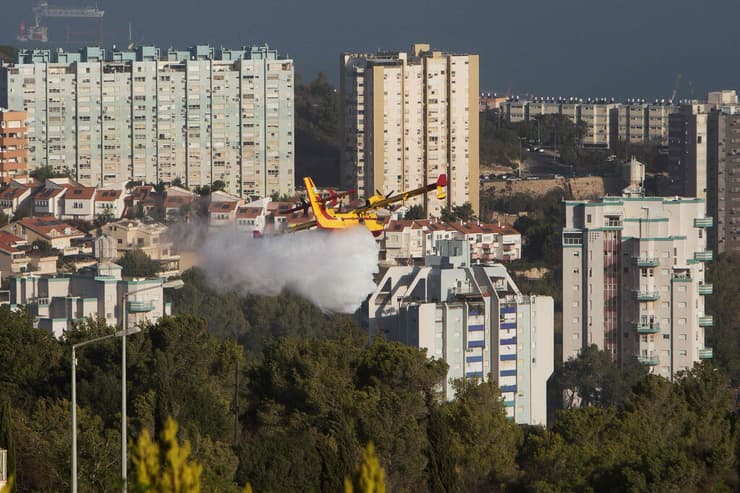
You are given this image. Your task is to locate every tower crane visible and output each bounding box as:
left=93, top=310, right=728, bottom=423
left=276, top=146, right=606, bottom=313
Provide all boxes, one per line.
left=18, top=1, right=105, bottom=44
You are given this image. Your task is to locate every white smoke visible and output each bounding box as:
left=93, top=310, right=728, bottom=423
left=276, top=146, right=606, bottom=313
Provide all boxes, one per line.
left=197, top=227, right=379, bottom=313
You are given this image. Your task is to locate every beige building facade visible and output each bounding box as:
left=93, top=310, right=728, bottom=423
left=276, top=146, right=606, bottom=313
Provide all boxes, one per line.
left=340, top=44, right=479, bottom=217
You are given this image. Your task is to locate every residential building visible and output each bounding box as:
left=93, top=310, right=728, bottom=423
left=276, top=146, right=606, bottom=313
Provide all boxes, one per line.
left=0, top=109, right=28, bottom=183
left=94, top=188, right=125, bottom=220
left=0, top=181, right=32, bottom=216
left=580, top=102, right=618, bottom=147
left=616, top=103, right=648, bottom=144
left=380, top=219, right=521, bottom=265
left=501, top=99, right=677, bottom=147
left=208, top=190, right=243, bottom=229
left=369, top=239, right=553, bottom=425
left=2, top=217, right=84, bottom=250
left=163, top=186, right=197, bottom=223
left=62, top=186, right=96, bottom=221
left=0, top=230, right=29, bottom=276
left=235, top=203, right=268, bottom=236
left=668, top=91, right=740, bottom=254
left=100, top=219, right=180, bottom=275
left=646, top=103, right=676, bottom=145
left=340, top=43, right=479, bottom=217
left=562, top=177, right=713, bottom=379
left=0, top=45, right=295, bottom=198
left=10, top=262, right=173, bottom=337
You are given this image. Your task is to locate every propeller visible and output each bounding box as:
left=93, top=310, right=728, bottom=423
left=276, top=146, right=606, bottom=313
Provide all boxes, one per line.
left=285, top=198, right=310, bottom=216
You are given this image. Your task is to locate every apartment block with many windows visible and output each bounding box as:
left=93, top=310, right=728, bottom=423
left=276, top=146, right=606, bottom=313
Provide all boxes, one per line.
left=369, top=239, right=553, bottom=425
left=562, top=186, right=713, bottom=378
left=0, top=45, right=294, bottom=198
left=340, top=44, right=479, bottom=217
left=0, top=109, right=28, bottom=183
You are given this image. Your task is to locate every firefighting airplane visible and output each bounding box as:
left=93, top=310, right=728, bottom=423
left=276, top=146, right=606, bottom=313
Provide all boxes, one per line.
left=288, top=174, right=448, bottom=236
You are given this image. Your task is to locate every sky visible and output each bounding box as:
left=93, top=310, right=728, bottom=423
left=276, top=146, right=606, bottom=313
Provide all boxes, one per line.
left=1, top=0, right=740, bottom=100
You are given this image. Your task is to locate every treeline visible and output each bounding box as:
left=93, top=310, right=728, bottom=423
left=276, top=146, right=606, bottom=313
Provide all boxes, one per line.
left=1, top=269, right=740, bottom=491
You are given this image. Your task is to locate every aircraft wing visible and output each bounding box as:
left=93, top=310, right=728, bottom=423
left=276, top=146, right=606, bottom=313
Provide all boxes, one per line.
left=289, top=219, right=317, bottom=233
left=353, top=174, right=447, bottom=213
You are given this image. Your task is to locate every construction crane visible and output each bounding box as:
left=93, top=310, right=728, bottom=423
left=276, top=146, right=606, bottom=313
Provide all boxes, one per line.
left=18, top=1, right=104, bottom=44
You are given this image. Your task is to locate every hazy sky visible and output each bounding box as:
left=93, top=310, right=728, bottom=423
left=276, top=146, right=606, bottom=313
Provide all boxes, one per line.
left=1, top=0, right=739, bottom=99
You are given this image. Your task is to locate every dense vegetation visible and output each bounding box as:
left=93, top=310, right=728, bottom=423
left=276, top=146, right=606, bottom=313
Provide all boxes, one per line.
left=295, top=73, right=341, bottom=187
left=116, top=250, right=162, bottom=278
left=1, top=259, right=739, bottom=491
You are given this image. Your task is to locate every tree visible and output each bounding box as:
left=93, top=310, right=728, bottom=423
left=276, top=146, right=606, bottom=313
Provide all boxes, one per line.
left=116, top=250, right=161, bottom=278
left=29, top=165, right=71, bottom=182
left=554, top=345, right=647, bottom=409
left=345, top=442, right=386, bottom=493
left=441, top=379, right=521, bottom=490
left=31, top=239, right=56, bottom=257
left=211, top=181, right=226, bottom=192
left=132, top=417, right=202, bottom=493
left=403, top=204, right=426, bottom=220
left=439, top=202, right=476, bottom=222
left=706, top=253, right=740, bottom=384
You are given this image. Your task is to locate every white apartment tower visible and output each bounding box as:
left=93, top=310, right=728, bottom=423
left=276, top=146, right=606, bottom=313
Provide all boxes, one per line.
left=369, top=239, right=553, bottom=425
left=0, top=45, right=294, bottom=198
left=562, top=175, right=714, bottom=379
left=340, top=44, right=479, bottom=217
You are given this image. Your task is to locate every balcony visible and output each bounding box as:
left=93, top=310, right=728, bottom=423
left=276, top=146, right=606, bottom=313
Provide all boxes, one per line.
left=127, top=300, right=155, bottom=313
left=694, top=217, right=713, bottom=228
left=698, top=315, right=714, bottom=327
left=633, top=322, right=660, bottom=334
left=698, top=284, right=713, bottom=295
left=638, top=354, right=659, bottom=366
left=694, top=251, right=714, bottom=262
left=633, top=290, right=660, bottom=301
left=633, top=257, right=659, bottom=267
left=698, top=348, right=713, bottom=359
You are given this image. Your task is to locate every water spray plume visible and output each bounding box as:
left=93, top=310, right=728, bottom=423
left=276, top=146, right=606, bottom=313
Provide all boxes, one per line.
left=197, top=227, right=379, bottom=313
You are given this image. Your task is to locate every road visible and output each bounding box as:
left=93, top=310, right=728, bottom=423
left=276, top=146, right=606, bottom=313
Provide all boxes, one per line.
left=519, top=149, right=574, bottom=177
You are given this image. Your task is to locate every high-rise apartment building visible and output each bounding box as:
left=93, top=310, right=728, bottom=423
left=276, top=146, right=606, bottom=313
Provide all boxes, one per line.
left=501, top=99, right=678, bottom=148
left=0, top=109, right=29, bottom=183
left=562, top=175, right=713, bottom=379
left=668, top=90, right=740, bottom=254
left=0, top=45, right=294, bottom=198
left=340, top=44, right=479, bottom=217
left=369, top=239, right=553, bottom=425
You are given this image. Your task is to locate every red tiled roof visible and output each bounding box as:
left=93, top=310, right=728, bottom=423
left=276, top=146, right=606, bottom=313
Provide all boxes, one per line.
left=0, top=185, right=29, bottom=201
left=236, top=207, right=263, bottom=219
left=164, top=195, right=194, bottom=208
left=0, top=231, right=24, bottom=254
left=34, top=187, right=65, bottom=200
left=13, top=218, right=84, bottom=238
left=95, top=189, right=122, bottom=201
left=208, top=201, right=238, bottom=213
left=65, top=187, right=96, bottom=200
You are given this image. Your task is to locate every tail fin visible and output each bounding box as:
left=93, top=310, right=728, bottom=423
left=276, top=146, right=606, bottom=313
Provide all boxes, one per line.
left=436, top=174, right=447, bottom=200
left=303, top=177, right=322, bottom=207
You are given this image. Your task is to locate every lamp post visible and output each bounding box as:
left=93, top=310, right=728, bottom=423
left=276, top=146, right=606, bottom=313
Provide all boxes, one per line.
left=72, top=327, right=141, bottom=493
left=120, top=279, right=184, bottom=493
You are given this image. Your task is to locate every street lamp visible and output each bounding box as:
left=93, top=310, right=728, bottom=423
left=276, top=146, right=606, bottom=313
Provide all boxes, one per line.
left=71, top=327, right=141, bottom=493
left=120, top=278, right=184, bottom=493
